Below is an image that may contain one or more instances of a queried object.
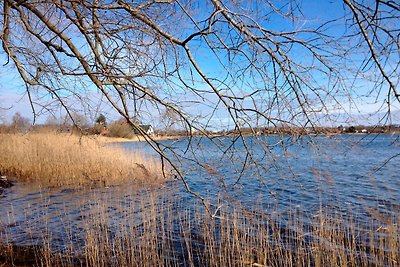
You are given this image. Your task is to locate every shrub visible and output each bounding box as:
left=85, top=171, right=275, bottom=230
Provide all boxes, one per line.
left=107, top=121, right=134, bottom=139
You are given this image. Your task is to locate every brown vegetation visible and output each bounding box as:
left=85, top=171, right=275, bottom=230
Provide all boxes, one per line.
left=0, top=133, right=165, bottom=187
left=106, top=120, right=136, bottom=139
left=0, top=194, right=398, bottom=266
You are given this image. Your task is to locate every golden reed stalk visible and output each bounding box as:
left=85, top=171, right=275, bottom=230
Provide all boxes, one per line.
left=0, top=133, right=165, bottom=187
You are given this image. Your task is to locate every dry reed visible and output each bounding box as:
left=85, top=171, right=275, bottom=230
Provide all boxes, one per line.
left=0, top=133, right=165, bottom=187
left=1, top=193, right=398, bottom=267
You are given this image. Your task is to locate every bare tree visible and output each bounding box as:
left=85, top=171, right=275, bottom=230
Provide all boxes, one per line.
left=0, top=0, right=398, bottom=203
left=159, top=107, right=185, bottom=133
left=11, top=111, right=30, bottom=131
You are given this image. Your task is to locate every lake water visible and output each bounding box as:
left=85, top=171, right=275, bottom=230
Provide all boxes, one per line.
left=120, top=134, right=399, bottom=216
left=1, top=134, right=399, bottom=253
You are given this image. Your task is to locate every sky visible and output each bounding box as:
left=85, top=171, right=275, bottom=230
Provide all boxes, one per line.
left=0, top=0, right=399, bottom=128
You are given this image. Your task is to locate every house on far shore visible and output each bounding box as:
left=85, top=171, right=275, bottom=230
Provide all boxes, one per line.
left=136, top=124, right=154, bottom=136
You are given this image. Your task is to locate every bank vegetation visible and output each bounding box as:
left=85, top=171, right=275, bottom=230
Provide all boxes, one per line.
left=0, top=195, right=398, bottom=267
left=0, top=132, right=165, bottom=188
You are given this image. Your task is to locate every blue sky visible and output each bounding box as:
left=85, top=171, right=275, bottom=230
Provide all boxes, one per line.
left=0, top=0, right=398, bottom=127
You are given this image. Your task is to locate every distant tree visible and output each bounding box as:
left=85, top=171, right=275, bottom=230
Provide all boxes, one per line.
left=45, top=115, right=60, bottom=126
left=95, top=114, right=106, bottom=125
left=11, top=112, right=30, bottom=132
left=63, top=112, right=89, bottom=129
left=160, top=108, right=183, bottom=133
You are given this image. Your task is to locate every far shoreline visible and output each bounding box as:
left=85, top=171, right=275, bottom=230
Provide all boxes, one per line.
left=94, top=131, right=400, bottom=144
left=93, top=134, right=183, bottom=143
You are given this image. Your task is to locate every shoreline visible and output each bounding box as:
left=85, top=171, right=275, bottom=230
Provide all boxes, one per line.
left=93, top=134, right=183, bottom=143
left=94, top=131, right=400, bottom=143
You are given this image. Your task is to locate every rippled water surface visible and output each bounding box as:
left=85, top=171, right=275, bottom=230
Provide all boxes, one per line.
left=1, top=134, right=399, bottom=251
left=121, top=134, right=399, bottom=214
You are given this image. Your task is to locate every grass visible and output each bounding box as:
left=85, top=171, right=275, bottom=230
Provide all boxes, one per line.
left=0, top=132, right=165, bottom=187
left=0, top=192, right=398, bottom=267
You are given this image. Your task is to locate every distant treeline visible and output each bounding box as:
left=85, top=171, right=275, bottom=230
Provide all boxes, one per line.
left=0, top=113, right=143, bottom=139
left=1, top=111, right=399, bottom=137
left=158, top=124, right=400, bottom=137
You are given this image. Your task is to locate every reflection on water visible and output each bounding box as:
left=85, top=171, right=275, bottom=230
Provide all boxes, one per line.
left=0, top=134, right=399, bottom=254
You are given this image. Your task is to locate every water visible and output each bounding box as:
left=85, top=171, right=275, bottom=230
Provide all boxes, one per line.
left=1, top=134, right=399, bottom=253
left=120, top=134, right=399, bottom=216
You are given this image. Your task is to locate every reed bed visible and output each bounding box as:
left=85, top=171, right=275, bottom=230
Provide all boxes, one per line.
left=1, top=192, right=398, bottom=267
left=0, top=133, right=164, bottom=187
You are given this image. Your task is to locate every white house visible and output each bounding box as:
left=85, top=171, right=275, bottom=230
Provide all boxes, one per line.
left=138, top=124, right=154, bottom=136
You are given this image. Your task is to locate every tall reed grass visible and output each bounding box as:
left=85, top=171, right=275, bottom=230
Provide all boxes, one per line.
left=0, top=133, right=164, bottom=187
left=1, top=192, right=398, bottom=266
